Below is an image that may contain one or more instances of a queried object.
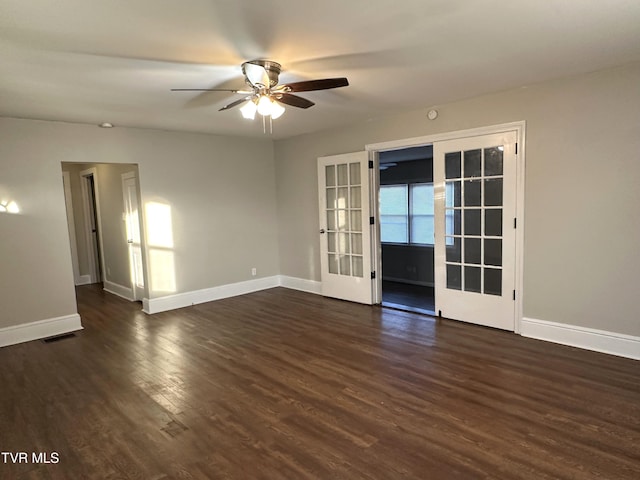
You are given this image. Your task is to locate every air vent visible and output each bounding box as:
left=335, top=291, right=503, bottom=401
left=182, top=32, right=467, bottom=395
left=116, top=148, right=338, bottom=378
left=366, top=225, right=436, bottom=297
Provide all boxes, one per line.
left=42, top=333, right=76, bottom=343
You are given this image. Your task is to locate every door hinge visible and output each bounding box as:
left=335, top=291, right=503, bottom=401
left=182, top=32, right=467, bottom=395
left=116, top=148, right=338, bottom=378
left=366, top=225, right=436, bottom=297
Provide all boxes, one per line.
left=514, top=218, right=517, bottom=229
left=513, top=290, right=516, bottom=301
left=371, top=271, right=376, bottom=279
left=370, top=216, right=375, bottom=225
left=368, top=160, right=374, bottom=169
left=515, top=142, right=518, bottom=154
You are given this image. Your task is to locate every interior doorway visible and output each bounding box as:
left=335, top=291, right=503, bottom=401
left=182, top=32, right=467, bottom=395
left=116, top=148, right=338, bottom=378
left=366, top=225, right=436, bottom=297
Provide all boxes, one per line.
left=369, top=121, right=525, bottom=332
left=378, top=145, right=435, bottom=315
left=80, top=168, right=104, bottom=284
left=62, top=163, right=147, bottom=305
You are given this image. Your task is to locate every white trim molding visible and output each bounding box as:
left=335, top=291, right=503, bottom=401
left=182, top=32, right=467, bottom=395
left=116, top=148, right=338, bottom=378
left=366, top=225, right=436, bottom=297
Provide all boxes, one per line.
left=62, top=171, right=81, bottom=284
left=366, top=121, right=527, bottom=153
left=0, top=314, right=83, bottom=348
left=278, top=275, right=322, bottom=295
left=104, top=280, right=134, bottom=301
left=143, top=276, right=281, bottom=314
left=142, top=275, right=325, bottom=315
left=521, top=317, right=640, bottom=361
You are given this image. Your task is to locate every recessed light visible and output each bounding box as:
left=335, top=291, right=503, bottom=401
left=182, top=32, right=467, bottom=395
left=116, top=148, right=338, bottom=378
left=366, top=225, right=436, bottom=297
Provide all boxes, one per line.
left=99, top=122, right=114, bottom=128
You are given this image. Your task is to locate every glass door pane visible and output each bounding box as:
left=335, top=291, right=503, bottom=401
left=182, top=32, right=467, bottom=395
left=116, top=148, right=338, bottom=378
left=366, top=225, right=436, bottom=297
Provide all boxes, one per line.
left=318, top=151, right=372, bottom=305
left=434, top=131, right=517, bottom=330
left=444, top=146, right=505, bottom=296
left=325, top=162, right=364, bottom=278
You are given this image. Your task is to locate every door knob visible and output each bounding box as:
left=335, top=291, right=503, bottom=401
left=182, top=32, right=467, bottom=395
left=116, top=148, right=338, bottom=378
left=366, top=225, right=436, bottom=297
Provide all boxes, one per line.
left=319, top=229, right=326, bottom=234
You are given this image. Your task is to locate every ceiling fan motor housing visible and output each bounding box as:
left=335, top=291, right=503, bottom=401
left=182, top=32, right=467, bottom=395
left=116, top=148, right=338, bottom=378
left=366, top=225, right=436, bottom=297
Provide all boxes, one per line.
left=242, top=59, right=281, bottom=87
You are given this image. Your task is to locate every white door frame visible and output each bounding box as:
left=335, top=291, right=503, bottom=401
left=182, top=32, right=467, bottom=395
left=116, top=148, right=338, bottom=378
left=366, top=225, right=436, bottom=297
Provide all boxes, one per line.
left=62, top=171, right=81, bottom=284
left=80, top=167, right=106, bottom=284
left=369, top=150, right=383, bottom=305
left=366, top=121, right=526, bottom=333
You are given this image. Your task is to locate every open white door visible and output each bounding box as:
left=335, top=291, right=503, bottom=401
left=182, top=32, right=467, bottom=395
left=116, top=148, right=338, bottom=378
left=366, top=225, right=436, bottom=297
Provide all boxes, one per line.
left=122, top=173, right=145, bottom=301
left=434, top=131, right=517, bottom=330
left=318, top=152, right=373, bottom=304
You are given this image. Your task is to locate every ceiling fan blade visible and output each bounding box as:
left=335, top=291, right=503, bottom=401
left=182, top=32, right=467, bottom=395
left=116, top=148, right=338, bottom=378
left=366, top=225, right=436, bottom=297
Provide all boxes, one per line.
left=279, top=77, right=349, bottom=93
left=219, top=97, right=251, bottom=111
left=243, top=62, right=270, bottom=87
left=276, top=93, right=315, bottom=109
left=171, top=88, right=252, bottom=94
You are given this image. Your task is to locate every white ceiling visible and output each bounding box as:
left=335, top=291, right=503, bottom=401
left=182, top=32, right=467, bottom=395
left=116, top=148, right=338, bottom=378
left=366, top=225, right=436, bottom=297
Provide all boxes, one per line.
left=1, top=0, right=639, bottom=140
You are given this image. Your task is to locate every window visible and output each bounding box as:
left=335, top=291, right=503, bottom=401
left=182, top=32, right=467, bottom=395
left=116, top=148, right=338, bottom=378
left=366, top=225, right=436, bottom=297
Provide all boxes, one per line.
left=410, top=184, right=434, bottom=244
left=380, top=183, right=453, bottom=245
left=380, top=183, right=434, bottom=244
left=379, top=185, right=408, bottom=243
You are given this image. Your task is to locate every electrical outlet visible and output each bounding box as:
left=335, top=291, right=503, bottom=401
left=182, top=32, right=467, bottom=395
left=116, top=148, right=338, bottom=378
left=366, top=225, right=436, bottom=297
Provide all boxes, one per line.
left=251, top=268, right=257, bottom=276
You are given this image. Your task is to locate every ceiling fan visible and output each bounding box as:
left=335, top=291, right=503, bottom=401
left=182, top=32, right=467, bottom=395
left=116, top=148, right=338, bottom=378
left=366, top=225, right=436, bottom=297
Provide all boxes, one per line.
left=171, top=59, right=349, bottom=120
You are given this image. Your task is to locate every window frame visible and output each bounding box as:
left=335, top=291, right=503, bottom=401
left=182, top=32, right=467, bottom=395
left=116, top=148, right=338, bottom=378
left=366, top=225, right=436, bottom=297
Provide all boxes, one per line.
left=380, top=182, right=435, bottom=246
left=379, top=183, right=409, bottom=244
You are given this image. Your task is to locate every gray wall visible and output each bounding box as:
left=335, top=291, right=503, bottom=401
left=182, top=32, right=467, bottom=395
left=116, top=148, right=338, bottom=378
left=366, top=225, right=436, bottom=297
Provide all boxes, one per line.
left=274, top=62, right=640, bottom=337
left=382, top=244, right=434, bottom=286
left=0, top=118, right=279, bottom=330
left=0, top=131, right=79, bottom=328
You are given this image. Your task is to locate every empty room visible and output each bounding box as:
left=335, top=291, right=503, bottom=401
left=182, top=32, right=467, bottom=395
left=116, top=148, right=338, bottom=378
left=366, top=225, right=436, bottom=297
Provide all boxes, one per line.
left=1, top=1, right=639, bottom=479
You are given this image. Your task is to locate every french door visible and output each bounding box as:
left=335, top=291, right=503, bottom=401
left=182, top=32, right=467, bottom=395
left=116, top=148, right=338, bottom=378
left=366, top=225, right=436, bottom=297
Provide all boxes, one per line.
left=434, top=131, right=518, bottom=330
left=318, top=152, right=373, bottom=304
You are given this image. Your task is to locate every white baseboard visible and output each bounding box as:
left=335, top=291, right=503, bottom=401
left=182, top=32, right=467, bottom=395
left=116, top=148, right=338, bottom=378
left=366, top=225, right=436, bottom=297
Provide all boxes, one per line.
left=0, top=314, right=83, bottom=348
left=521, top=317, right=640, bottom=361
left=75, top=275, right=92, bottom=286
left=103, top=280, right=134, bottom=301
left=143, top=276, right=281, bottom=314
left=278, top=275, right=322, bottom=295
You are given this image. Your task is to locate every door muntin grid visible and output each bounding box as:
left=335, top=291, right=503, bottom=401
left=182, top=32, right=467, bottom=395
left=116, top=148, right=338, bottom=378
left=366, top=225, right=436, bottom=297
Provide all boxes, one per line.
left=325, top=162, right=364, bottom=278
left=444, top=146, right=504, bottom=295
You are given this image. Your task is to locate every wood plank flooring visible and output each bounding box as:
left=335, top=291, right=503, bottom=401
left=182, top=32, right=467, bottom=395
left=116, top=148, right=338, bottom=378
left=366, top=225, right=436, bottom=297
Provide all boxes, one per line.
left=1, top=285, right=639, bottom=479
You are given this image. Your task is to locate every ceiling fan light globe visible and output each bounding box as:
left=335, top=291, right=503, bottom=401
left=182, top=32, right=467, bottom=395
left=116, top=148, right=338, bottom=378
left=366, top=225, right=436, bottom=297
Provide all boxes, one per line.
left=240, top=100, right=257, bottom=120
left=257, top=95, right=273, bottom=116
left=270, top=101, right=285, bottom=119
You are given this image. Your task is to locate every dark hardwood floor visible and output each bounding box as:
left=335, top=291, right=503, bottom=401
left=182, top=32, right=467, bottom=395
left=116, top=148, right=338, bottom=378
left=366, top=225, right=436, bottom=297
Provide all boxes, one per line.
left=1, top=285, right=639, bottom=479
